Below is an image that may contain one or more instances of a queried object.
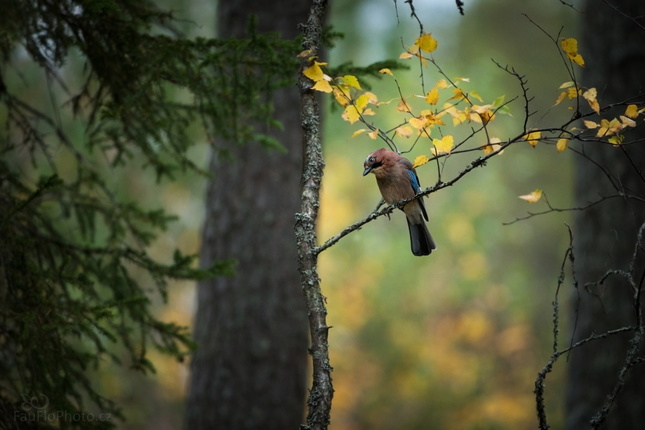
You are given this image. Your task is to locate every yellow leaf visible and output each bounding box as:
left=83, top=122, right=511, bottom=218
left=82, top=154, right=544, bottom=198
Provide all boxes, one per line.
left=303, top=61, right=327, bottom=82
left=412, top=155, right=430, bottom=168
left=342, top=105, right=361, bottom=124
left=367, top=129, right=379, bottom=140
left=395, top=126, right=413, bottom=138
left=478, top=110, right=495, bottom=125
left=556, top=138, right=569, bottom=153
left=432, top=135, right=454, bottom=154
left=561, top=38, right=585, bottom=67
left=340, top=94, right=373, bottom=120
left=556, top=87, right=582, bottom=106
left=408, top=112, right=444, bottom=130
left=587, top=98, right=600, bottom=114
left=569, top=53, right=584, bottom=67
left=482, top=144, right=495, bottom=154
left=399, top=52, right=414, bottom=60
left=554, top=91, right=568, bottom=106
left=483, top=138, right=503, bottom=154
left=379, top=68, right=394, bottom=76
left=583, top=88, right=600, bottom=114
left=342, top=75, right=361, bottom=90
left=332, top=87, right=351, bottom=107
left=568, top=87, right=581, bottom=99
left=312, top=80, right=332, bottom=93
left=596, top=119, right=611, bottom=137
left=596, top=118, right=623, bottom=137
left=557, top=87, right=581, bottom=105
left=524, top=131, right=541, bottom=147
left=471, top=104, right=495, bottom=125
left=608, top=135, right=624, bottom=145
left=355, top=94, right=370, bottom=111
left=625, top=104, right=639, bottom=119
left=425, top=87, right=440, bottom=105
left=584, top=120, right=599, bottom=129
left=620, top=115, right=636, bottom=127
left=448, top=88, right=467, bottom=101
left=519, top=189, right=543, bottom=203
left=416, top=33, right=438, bottom=53
left=582, top=87, right=596, bottom=101
left=422, top=110, right=446, bottom=126
left=598, top=129, right=611, bottom=138
left=560, top=38, right=578, bottom=55
left=362, top=108, right=376, bottom=116
left=396, top=98, right=412, bottom=113
left=351, top=129, right=366, bottom=138
left=364, top=92, right=378, bottom=104
left=442, top=103, right=468, bottom=126
left=409, top=116, right=428, bottom=129
left=559, top=81, right=575, bottom=89
left=436, top=79, right=449, bottom=89
left=483, top=144, right=503, bottom=154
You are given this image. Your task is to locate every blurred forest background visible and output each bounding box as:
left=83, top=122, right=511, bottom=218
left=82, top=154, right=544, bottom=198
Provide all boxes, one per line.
left=3, top=0, right=584, bottom=429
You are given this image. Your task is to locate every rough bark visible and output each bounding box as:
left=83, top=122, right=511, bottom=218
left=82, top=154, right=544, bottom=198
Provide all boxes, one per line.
left=184, top=1, right=310, bottom=429
left=296, top=2, right=332, bottom=429
left=566, top=1, right=645, bottom=428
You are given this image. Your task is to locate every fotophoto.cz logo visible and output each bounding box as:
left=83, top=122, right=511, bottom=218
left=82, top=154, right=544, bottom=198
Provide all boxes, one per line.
left=14, top=393, right=112, bottom=424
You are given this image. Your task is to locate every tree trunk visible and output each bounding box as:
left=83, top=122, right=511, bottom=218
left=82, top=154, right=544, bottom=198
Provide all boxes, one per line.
left=566, top=0, right=645, bottom=428
left=184, top=1, right=311, bottom=429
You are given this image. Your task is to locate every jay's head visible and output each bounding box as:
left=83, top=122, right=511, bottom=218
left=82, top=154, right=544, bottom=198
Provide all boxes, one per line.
left=363, top=148, right=389, bottom=176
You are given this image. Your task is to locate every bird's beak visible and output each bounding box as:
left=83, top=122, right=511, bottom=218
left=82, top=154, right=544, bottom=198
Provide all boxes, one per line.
left=362, top=166, right=372, bottom=176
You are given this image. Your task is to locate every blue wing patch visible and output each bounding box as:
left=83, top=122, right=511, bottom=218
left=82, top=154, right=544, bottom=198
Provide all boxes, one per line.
left=406, top=169, right=421, bottom=192
left=406, top=168, right=428, bottom=221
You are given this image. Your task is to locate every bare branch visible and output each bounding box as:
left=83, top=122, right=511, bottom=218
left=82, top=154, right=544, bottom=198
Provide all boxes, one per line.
left=455, top=0, right=465, bottom=15
left=492, top=60, right=535, bottom=132
left=590, top=326, right=644, bottom=429
left=536, top=221, right=645, bottom=428
left=503, top=192, right=645, bottom=225
left=601, top=0, right=645, bottom=31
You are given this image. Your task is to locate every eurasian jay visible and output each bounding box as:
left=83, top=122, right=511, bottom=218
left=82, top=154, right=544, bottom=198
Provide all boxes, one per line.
left=363, top=148, right=436, bottom=256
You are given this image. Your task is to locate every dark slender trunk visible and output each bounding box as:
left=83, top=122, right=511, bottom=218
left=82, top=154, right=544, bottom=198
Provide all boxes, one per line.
left=566, top=1, right=645, bottom=428
left=184, top=1, right=311, bottom=429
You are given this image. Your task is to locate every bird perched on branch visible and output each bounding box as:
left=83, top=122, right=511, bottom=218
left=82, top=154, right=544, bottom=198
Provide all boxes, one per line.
left=363, top=148, right=436, bottom=256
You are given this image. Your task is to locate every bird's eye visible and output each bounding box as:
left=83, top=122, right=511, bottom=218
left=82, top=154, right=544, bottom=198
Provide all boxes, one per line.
left=368, top=156, right=375, bottom=163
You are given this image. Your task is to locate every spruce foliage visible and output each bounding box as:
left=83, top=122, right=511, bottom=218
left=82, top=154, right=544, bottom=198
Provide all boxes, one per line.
left=0, top=0, right=300, bottom=427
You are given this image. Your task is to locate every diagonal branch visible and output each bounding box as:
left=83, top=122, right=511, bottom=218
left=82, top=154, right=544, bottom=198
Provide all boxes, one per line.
left=316, top=142, right=508, bottom=255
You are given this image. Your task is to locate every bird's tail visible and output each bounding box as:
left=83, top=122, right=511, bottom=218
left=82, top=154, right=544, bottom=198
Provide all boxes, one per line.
left=407, top=219, right=436, bottom=256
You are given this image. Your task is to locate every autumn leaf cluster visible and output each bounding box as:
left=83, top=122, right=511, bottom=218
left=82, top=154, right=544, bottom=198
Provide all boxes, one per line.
left=304, top=33, right=644, bottom=207
left=303, top=33, right=509, bottom=164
